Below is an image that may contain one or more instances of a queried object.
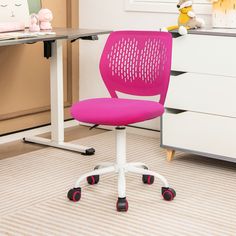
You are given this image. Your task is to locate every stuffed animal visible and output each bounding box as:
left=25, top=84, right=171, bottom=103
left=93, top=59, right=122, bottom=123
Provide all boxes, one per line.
left=38, top=8, right=53, bottom=30
left=161, top=0, right=205, bottom=35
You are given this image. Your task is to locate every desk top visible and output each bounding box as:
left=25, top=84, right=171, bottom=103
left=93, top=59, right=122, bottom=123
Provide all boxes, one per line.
left=0, top=28, right=111, bottom=47
left=54, top=28, right=111, bottom=40
left=172, top=27, right=236, bottom=37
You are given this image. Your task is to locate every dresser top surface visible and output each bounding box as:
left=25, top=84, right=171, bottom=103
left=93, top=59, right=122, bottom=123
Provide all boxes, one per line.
left=172, top=27, right=236, bottom=37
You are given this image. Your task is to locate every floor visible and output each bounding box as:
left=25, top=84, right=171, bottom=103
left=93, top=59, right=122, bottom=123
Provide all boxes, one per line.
left=1, top=131, right=236, bottom=235
left=0, top=125, right=106, bottom=160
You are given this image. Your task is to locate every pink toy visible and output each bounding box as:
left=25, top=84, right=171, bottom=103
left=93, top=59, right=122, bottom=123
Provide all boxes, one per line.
left=38, top=8, right=53, bottom=30
left=29, top=14, right=40, bottom=32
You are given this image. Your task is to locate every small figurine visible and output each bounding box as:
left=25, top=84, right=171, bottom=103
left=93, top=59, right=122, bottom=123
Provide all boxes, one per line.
left=29, top=13, right=40, bottom=32
left=38, top=8, right=53, bottom=30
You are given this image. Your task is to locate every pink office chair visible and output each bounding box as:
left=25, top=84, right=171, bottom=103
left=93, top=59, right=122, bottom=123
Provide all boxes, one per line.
left=68, top=31, right=176, bottom=212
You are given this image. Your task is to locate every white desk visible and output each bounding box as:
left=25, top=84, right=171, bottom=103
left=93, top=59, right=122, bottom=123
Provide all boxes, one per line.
left=0, top=28, right=111, bottom=155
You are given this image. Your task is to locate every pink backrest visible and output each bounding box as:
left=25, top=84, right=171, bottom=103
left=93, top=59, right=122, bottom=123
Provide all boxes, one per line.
left=99, top=31, right=172, bottom=105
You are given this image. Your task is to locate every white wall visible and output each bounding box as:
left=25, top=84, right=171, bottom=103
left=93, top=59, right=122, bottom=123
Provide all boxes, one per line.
left=79, top=0, right=210, bottom=130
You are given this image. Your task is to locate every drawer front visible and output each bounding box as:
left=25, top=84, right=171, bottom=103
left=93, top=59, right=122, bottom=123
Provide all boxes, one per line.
left=165, top=73, right=236, bottom=118
left=172, top=35, right=236, bottom=77
left=162, top=111, right=236, bottom=159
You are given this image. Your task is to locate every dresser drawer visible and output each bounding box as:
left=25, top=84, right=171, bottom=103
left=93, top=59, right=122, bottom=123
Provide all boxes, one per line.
left=162, top=111, right=236, bottom=159
left=165, top=73, right=236, bottom=117
left=172, top=35, right=236, bottom=77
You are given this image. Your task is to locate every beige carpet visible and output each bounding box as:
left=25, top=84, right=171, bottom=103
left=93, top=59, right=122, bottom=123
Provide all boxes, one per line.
left=1, top=131, right=236, bottom=236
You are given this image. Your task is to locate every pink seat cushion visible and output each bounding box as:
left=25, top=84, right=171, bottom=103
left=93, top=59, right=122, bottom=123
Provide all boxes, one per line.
left=71, top=98, right=164, bottom=126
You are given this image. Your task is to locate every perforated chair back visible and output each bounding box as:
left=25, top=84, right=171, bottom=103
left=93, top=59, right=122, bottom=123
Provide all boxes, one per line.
left=99, top=31, right=172, bottom=105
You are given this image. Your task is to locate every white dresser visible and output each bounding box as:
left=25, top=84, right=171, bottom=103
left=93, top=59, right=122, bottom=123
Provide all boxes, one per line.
left=161, top=28, right=236, bottom=162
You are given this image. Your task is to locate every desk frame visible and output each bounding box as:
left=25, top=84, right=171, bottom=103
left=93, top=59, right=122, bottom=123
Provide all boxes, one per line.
left=23, top=40, right=95, bottom=155
left=0, top=29, right=111, bottom=155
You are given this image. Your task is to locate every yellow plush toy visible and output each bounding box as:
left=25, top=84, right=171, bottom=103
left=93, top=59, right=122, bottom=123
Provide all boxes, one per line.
left=162, top=0, right=205, bottom=35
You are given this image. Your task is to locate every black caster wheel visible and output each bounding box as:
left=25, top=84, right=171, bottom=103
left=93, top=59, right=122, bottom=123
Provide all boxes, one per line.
left=142, top=175, right=155, bottom=185
left=162, top=187, right=176, bottom=201
left=87, top=175, right=99, bottom=185
left=116, top=197, right=128, bottom=212
left=67, top=187, right=81, bottom=202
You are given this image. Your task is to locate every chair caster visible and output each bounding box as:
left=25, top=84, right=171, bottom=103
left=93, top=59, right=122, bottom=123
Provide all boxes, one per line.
left=87, top=175, right=100, bottom=185
left=162, top=187, right=176, bottom=201
left=67, top=187, right=81, bottom=202
left=116, top=197, right=128, bottom=212
left=142, top=175, right=154, bottom=185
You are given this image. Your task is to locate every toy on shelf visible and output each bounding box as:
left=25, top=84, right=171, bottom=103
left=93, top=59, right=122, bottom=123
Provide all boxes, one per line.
left=38, top=8, right=53, bottom=30
left=161, top=0, right=205, bottom=35
left=29, top=14, right=40, bottom=32
left=211, top=0, right=236, bottom=28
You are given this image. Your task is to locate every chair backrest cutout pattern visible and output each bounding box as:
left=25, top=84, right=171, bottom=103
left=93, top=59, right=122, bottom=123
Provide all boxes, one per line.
left=100, top=31, right=172, bottom=104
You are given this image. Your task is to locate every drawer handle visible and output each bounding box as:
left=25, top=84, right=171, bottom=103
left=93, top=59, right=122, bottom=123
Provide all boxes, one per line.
left=171, top=32, right=184, bottom=38
left=171, top=70, right=186, bottom=76
left=165, top=108, right=187, bottom=114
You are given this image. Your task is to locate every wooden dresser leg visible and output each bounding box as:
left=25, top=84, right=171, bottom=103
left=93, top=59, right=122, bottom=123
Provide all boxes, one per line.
left=166, top=149, right=175, bottom=162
